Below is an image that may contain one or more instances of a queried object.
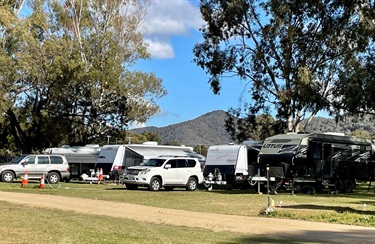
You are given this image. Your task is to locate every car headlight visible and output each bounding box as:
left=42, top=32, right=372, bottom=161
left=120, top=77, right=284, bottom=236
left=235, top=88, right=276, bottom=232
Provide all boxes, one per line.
left=139, top=169, right=150, bottom=175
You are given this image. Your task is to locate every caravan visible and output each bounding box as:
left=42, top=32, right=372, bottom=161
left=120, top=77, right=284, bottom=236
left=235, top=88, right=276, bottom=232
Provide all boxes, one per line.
left=249, top=133, right=374, bottom=193
left=203, top=141, right=262, bottom=190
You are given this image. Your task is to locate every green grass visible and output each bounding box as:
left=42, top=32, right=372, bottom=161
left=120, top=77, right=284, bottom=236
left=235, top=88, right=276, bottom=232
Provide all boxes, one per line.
left=1, top=180, right=375, bottom=227
left=0, top=180, right=374, bottom=243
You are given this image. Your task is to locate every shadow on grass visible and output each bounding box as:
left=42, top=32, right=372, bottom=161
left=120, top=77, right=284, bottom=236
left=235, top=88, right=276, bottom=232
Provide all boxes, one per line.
left=225, top=228, right=375, bottom=244
left=281, top=203, right=375, bottom=215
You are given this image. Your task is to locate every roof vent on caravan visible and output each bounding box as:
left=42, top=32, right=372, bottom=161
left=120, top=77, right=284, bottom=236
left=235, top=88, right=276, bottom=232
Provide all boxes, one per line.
left=142, top=141, right=158, bottom=145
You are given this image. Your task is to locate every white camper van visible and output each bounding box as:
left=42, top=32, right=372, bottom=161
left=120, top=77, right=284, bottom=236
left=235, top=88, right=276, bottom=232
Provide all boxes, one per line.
left=97, top=142, right=206, bottom=179
left=203, top=141, right=261, bottom=190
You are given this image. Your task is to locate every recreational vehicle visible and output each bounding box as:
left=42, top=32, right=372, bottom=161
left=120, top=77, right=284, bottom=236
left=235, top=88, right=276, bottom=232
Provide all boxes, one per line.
left=249, top=133, right=374, bottom=194
left=203, top=141, right=262, bottom=190
left=97, top=142, right=206, bottom=179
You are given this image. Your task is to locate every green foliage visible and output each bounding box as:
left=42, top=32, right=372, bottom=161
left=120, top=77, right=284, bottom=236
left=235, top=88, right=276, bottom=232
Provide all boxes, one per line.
left=350, top=130, right=372, bottom=139
left=0, top=0, right=166, bottom=153
left=194, top=0, right=374, bottom=133
left=193, top=144, right=208, bottom=156
left=141, top=131, right=162, bottom=144
left=225, top=107, right=286, bottom=142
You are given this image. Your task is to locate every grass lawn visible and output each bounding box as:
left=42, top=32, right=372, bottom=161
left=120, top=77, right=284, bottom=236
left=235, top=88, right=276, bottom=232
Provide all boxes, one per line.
left=1, top=180, right=375, bottom=228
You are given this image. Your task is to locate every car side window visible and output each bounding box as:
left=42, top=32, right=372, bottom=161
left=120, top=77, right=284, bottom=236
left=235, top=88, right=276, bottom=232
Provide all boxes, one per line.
left=24, top=156, right=36, bottom=164
left=167, top=159, right=177, bottom=168
left=177, top=159, right=187, bottom=168
left=187, top=160, right=196, bottom=168
left=37, top=156, right=50, bottom=165
left=50, top=156, right=63, bottom=164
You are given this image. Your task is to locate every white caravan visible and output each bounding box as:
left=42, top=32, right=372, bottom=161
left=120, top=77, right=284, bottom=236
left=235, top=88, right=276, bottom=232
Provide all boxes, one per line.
left=203, top=141, right=261, bottom=190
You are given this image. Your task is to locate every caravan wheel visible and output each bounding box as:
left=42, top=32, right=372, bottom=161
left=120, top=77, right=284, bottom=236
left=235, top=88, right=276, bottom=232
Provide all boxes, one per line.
left=332, top=180, right=344, bottom=193
left=344, top=180, right=354, bottom=193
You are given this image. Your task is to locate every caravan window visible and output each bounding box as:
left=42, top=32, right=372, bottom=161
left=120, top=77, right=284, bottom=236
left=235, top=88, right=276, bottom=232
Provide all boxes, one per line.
left=341, top=148, right=352, bottom=157
left=309, top=142, right=321, bottom=159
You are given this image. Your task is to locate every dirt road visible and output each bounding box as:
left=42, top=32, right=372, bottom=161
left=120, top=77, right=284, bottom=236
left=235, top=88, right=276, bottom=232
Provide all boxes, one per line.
left=1, top=191, right=375, bottom=243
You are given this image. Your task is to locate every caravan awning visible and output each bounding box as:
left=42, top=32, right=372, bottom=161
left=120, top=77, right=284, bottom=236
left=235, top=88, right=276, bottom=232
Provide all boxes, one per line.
left=126, top=145, right=205, bottom=162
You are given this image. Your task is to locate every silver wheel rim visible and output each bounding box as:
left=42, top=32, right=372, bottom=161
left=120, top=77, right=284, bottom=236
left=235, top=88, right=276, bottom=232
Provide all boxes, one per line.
left=4, top=173, right=13, bottom=182
left=189, top=180, right=197, bottom=190
left=151, top=180, right=160, bottom=190
left=50, top=174, right=58, bottom=183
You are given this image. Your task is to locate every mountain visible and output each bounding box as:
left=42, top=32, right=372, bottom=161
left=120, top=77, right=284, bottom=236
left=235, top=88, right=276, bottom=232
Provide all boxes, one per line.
left=131, top=110, right=232, bottom=146
left=132, top=111, right=375, bottom=146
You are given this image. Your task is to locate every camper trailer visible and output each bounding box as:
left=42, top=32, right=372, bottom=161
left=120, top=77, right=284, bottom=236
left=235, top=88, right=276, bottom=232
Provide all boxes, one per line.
left=203, top=141, right=262, bottom=190
left=43, top=145, right=101, bottom=180
left=249, top=133, right=374, bottom=193
left=97, top=142, right=206, bottom=179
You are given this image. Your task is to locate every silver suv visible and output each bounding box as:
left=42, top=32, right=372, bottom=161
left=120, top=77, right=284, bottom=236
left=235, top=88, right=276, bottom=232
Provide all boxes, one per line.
left=123, top=156, right=204, bottom=191
left=0, top=154, right=70, bottom=184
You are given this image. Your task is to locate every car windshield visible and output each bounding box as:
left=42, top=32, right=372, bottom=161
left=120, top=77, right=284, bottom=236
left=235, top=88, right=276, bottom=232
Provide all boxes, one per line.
left=142, top=159, right=166, bottom=167
left=8, top=155, right=27, bottom=164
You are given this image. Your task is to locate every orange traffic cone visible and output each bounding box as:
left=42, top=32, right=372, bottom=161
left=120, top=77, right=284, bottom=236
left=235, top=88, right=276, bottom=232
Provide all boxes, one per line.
left=21, top=170, right=28, bottom=187
left=98, top=168, right=103, bottom=185
left=39, top=174, right=45, bottom=189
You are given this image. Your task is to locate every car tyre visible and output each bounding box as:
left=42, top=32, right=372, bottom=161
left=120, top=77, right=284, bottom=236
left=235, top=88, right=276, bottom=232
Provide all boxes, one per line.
left=1, top=171, right=15, bottom=183
left=186, top=177, right=198, bottom=191
left=47, top=172, right=60, bottom=184
left=126, top=184, right=138, bottom=190
left=149, top=177, right=161, bottom=191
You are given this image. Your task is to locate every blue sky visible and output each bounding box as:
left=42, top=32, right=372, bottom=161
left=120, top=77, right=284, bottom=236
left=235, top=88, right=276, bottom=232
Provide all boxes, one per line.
left=135, top=0, right=249, bottom=128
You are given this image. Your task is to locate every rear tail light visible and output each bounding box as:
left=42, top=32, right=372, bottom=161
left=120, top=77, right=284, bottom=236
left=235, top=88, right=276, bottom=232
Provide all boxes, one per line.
left=112, top=166, right=125, bottom=170
left=67, top=167, right=70, bottom=172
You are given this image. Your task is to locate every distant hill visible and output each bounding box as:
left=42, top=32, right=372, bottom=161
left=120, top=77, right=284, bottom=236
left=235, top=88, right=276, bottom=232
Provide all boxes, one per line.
left=132, top=110, right=375, bottom=146
left=131, top=110, right=233, bottom=146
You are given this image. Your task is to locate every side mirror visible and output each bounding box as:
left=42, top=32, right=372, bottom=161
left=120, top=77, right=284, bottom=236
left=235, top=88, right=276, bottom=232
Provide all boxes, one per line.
left=21, top=162, right=28, bottom=166
left=164, top=164, right=171, bottom=169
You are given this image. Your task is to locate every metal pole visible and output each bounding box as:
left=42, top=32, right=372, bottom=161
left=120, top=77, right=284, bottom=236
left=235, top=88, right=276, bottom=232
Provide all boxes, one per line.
left=267, top=165, right=270, bottom=196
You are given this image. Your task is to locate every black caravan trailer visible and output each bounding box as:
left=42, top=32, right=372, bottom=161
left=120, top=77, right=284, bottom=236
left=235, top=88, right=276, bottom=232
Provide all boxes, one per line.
left=248, top=133, right=374, bottom=194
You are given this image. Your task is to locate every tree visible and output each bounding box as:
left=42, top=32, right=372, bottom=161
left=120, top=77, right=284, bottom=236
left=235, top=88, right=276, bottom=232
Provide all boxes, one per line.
left=0, top=0, right=166, bottom=153
left=225, top=108, right=285, bottom=142
left=141, top=131, right=162, bottom=144
left=193, top=0, right=372, bottom=133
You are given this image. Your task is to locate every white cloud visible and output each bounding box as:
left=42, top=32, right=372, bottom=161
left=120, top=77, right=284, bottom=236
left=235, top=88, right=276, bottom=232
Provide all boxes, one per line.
left=145, top=38, right=175, bottom=59
left=142, top=0, right=204, bottom=59
left=128, top=121, right=146, bottom=129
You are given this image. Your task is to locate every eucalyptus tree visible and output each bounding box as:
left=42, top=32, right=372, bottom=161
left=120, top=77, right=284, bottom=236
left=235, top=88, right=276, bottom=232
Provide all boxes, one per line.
left=193, top=0, right=372, bottom=133
left=0, top=0, right=166, bottom=153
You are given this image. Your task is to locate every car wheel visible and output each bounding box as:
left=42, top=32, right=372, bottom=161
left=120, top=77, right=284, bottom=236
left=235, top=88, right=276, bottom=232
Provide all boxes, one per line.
left=149, top=177, right=161, bottom=191
left=1, top=171, right=15, bottom=183
left=126, top=184, right=138, bottom=190
left=186, top=177, right=198, bottom=191
left=164, top=186, right=174, bottom=191
left=47, top=172, right=60, bottom=184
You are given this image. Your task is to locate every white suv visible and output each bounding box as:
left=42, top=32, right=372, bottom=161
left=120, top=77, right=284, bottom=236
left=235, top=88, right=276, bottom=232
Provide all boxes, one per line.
left=123, top=156, right=204, bottom=191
